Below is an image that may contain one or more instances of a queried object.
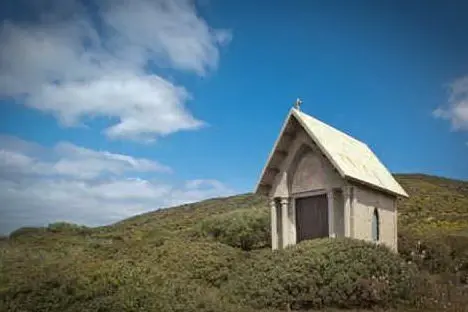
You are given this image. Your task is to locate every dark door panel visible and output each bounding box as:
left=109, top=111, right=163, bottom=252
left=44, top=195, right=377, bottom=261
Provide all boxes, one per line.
left=295, top=194, right=328, bottom=243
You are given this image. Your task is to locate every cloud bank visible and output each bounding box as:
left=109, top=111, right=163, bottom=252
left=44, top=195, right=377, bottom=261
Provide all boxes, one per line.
left=0, top=0, right=235, bottom=234
left=0, top=135, right=234, bottom=235
left=0, top=0, right=231, bottom=141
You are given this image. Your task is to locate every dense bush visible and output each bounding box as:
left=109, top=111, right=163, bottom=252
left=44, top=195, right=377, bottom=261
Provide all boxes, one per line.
left=398, top=227, right=468, bottom=283
left=398, top=228, right=453, bottom=273
left=0, top=240, right=258, bottom=312
left=198, top=208, right=270, bottom=251
left=408, top=271, right=468, bottom=311
left=8, top=223, right=91, bottom=240
left=8, top=226, right=47, bottom=239
left=47, top=222, right=91, bottom=235
left=226, top=238, right=417, bottom=310
left=155, top=240, right=242, bottom=287
left=0, top=258, right=236, bottom=312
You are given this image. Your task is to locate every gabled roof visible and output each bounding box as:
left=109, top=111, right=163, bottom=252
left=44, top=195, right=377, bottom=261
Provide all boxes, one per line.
left=255, top=108, right=409, bottom=198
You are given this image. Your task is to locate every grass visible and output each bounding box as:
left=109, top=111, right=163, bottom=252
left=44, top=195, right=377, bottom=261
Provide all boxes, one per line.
left=0, top=174, right=467, bottom=312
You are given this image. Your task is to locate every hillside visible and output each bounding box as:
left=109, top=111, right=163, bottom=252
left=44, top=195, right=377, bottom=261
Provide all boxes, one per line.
left=1, top=174, right=468, bottom=312
left=396, top=174, right=468, bottom=233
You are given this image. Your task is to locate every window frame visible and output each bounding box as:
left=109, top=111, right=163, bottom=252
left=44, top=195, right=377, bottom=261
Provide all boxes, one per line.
left=371, top=208, right=380, bottom=242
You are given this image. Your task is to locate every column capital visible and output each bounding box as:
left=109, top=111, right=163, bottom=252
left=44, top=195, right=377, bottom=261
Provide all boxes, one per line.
left=280, top=197, right=289, bottom=205
left=342, top=185, right=353, bottom=196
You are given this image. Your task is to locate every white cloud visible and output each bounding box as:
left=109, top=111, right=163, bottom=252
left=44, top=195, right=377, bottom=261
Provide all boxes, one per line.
left=100, top=0, right=231, bottom=75
left=27, top=74, right=204, bottom=141
left=0, top=135, right=171, bottom=179
left=0, top=136, right=235, bottom=235
left=433, top=76, right=468, bottom=131
left=52, top=142, right=173, bottom=179
left=0, top=0, right=230, bottom=141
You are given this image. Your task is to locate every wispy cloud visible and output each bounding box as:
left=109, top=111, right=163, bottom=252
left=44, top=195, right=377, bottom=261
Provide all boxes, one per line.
left=433, top=76, right=468, bottom=131
left=0, top=135, right=234, bottom=235
left=0, top=0, right=231, bottom=142
left=0, top=135, right=171, bottom=180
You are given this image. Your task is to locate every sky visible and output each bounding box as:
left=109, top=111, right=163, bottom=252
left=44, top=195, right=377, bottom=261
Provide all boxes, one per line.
left=0, top=0, right=467, bottom=235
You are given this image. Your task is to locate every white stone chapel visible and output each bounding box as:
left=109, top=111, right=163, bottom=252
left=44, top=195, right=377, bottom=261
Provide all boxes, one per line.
left=254, top=104, right=408, bottom=252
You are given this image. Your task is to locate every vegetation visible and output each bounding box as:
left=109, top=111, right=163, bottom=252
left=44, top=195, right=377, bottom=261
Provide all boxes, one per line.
left=0, top=174, right=467, bottom=312
left=198, top=207, right=270, bottom=250
left=228, top=238, right=417, bottom=310
left=397, top=174, right=468, bottom=233
left=396, top=174, right=468, bottom=286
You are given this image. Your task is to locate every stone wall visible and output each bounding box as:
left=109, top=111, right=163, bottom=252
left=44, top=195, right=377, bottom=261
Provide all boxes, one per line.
left=352, top=185, right=398, bottom=251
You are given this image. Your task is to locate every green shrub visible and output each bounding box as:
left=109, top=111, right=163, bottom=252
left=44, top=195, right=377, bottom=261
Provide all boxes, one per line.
left=47, top=222, right=91, bottom=235
left=408, top=271, right=468, bottom=311
left=198, top=208, right=270, bottom=251
left=155, top=240, right=241, bottom=287
left=399, top=228, right=468, bottom=283
left=0, top=248, right=252, bottom=312
left=225, top=238, right=417, bottom=310
left=398, top=228, right=453, bottom=273
left=141, top=278, right=254, bottom=312
left=9, top=226, right=47, bottom=239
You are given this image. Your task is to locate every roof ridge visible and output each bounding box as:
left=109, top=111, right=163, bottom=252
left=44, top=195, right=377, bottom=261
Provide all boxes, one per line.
left=293, top=109, right=367, bottom=147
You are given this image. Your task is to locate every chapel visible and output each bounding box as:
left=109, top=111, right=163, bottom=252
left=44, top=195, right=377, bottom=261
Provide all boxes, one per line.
left=254, top=103, right=408, bottom=251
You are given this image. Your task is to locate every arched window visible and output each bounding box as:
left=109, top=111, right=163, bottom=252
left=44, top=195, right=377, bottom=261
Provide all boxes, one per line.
left=371, top=208, right=380, bottom=242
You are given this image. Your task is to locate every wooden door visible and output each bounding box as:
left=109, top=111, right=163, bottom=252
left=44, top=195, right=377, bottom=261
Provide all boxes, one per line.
left=295, top=194, right=329, bottom=243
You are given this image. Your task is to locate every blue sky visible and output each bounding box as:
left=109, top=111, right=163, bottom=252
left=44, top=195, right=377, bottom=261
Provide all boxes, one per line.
left=0, top=0, right=467, bottom=234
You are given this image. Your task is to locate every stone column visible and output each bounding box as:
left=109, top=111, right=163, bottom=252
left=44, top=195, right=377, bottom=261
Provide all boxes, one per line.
left=281, top=197, right=289, bottom=248
left=289, top=199, right=296, bottom=245
left=343, top=186, right=352, bottom=238
left=270, top=198, right=278, bottom=250
left=327, top=189, right=335, bottom=238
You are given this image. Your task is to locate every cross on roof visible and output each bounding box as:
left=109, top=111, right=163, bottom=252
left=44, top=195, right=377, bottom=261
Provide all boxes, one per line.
left=294, top=98, right=303, bottom=110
